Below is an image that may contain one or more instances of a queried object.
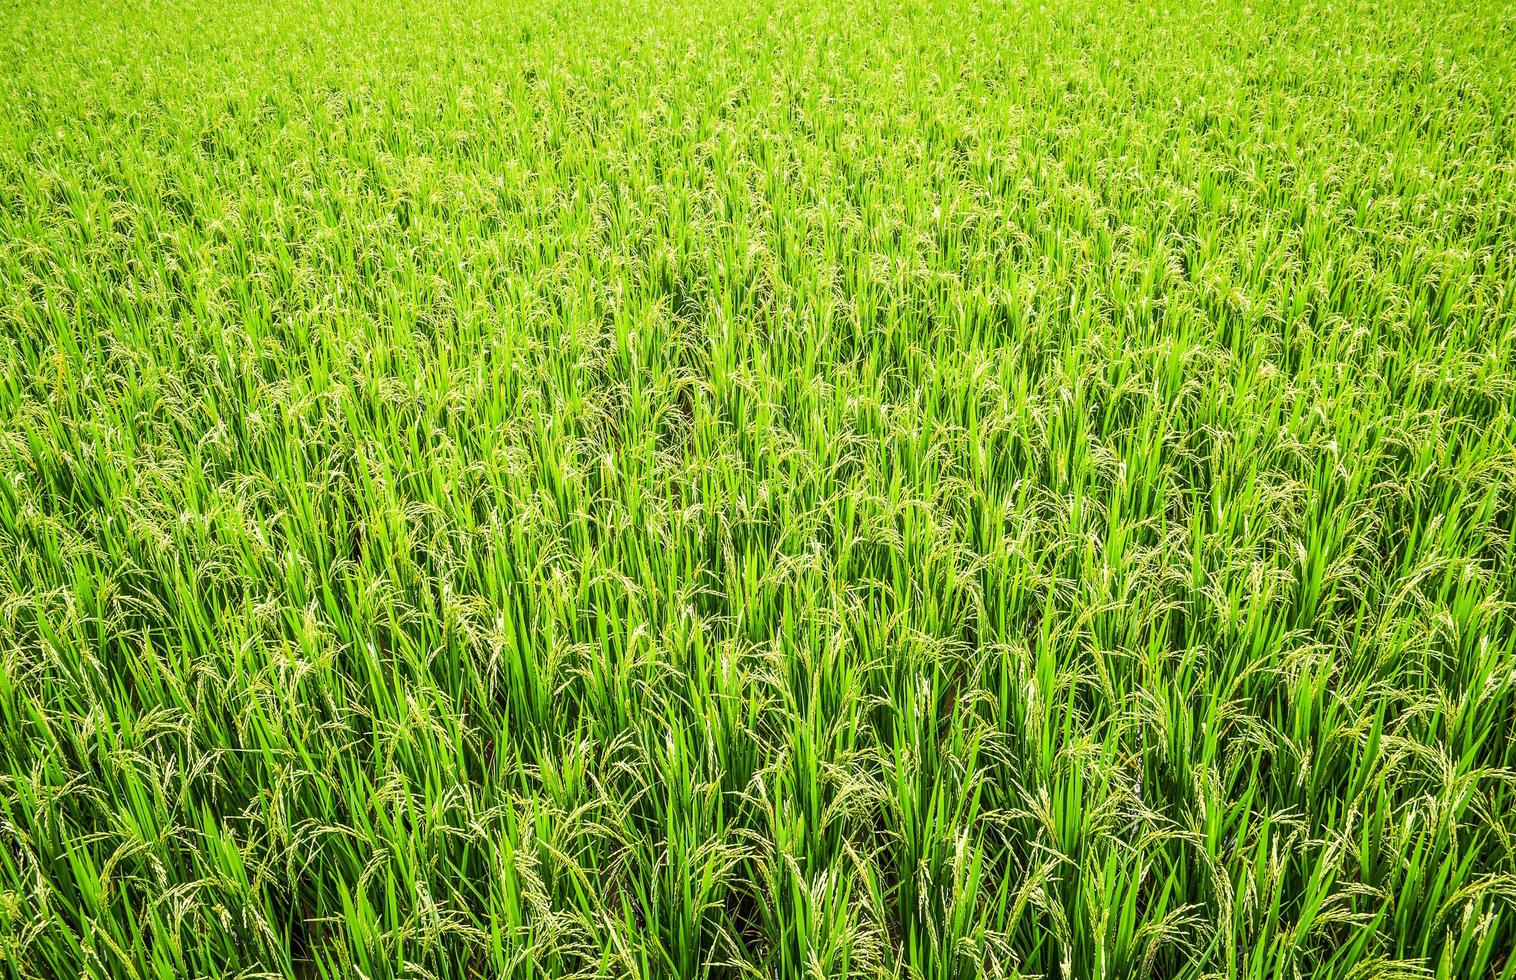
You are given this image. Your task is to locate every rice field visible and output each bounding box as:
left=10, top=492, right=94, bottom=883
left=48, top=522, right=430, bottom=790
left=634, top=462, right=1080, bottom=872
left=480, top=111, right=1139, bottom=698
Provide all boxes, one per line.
left=2, top=0, right=1515, bottom=976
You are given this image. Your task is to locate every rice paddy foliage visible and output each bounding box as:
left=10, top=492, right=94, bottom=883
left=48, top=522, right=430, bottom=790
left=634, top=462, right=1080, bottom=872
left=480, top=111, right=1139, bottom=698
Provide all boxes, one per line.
left=2, top=0, right=1515, bottom=976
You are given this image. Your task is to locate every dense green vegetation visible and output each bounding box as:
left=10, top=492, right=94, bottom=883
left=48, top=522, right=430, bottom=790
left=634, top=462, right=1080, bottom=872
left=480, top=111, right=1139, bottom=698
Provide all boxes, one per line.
left=2, top=0, right=1515, bottom=976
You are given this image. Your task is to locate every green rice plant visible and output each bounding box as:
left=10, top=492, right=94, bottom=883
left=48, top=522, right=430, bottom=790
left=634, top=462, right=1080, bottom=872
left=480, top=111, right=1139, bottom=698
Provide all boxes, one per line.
left=1, top=0, right=1515, bottom=976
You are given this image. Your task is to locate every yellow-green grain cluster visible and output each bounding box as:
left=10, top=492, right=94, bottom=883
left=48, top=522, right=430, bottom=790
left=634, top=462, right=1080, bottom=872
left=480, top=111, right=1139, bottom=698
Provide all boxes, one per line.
left=2, top=0, right=1514, bottom=977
